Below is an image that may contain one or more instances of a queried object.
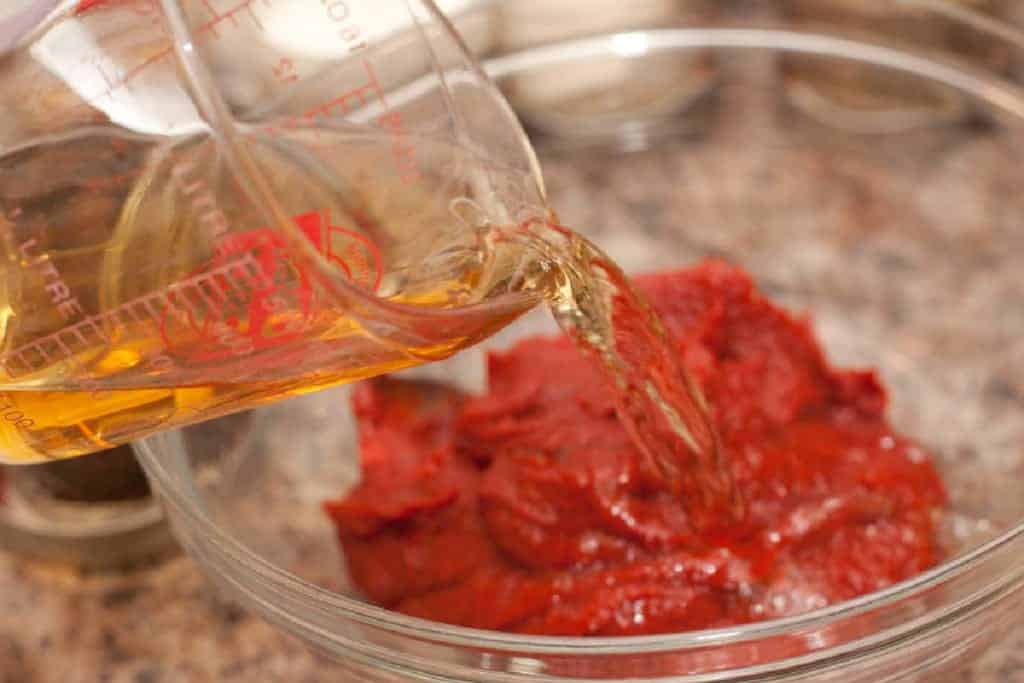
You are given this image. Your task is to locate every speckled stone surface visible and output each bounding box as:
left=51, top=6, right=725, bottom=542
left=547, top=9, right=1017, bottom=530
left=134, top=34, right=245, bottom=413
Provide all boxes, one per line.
left=0, top=553, right=336, bottom=682
left=0, top=548, right=1020, bottom=682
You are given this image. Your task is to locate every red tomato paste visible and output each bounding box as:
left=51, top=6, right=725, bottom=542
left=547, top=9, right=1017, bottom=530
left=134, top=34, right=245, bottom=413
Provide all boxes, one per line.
left=324, top=262, right=946, bottom=636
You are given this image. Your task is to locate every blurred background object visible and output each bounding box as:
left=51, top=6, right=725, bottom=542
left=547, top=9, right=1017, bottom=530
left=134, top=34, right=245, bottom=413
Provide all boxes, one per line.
left=495, top=0, right=717, bottom=143
left=0, top=448, right=176, bottom=571
left=780, top=0, right=1012, bottom=133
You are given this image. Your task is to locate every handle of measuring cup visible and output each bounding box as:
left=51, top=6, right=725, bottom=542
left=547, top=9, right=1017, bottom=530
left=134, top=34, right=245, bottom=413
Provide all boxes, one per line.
left=0, top=0, right=67, bottom=54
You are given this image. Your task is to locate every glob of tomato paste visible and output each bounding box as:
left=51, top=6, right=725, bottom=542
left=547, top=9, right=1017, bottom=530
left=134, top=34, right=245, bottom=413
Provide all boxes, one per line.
left=324, top=262, right=946, bottom=636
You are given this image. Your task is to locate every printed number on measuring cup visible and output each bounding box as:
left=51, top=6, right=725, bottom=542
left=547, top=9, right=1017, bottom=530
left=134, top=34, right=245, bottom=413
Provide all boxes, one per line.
left=148, top=355, right=175, bottom=372
left=211, top=321, right=255, bottom=357
left=260, top=295, right=307, bottom=335
left=0, top=403, right=33, bottom=429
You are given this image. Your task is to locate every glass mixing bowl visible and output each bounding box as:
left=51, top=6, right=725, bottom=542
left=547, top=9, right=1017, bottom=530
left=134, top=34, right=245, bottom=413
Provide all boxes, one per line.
left=137, top=6, right=1024, bottom=682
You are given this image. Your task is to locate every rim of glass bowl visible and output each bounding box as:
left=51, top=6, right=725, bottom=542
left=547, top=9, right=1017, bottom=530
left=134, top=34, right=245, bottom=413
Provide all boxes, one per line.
left=138, top=26, right=1024, bottom=659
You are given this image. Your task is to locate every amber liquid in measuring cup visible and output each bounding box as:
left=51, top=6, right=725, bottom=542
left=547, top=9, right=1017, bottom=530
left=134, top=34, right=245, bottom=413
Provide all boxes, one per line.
left=0, top=128, right=520, bottom=461
left=0, top=0, right=736, bottom=521
left=0, top=125, right=734, bottom=522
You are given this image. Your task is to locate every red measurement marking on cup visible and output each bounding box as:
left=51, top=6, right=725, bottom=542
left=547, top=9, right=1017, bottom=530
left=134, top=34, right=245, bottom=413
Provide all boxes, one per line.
left=0, top=255, right=268, bottom=379
left=200, top=0, right=223, bottom=35
left=273, top=58, right=299, bottom=84
left=76, top=0, right=271, bottom=109
left=265, top=60, right=383, bottom=138
left=159, top=210, right=383, bottom=363
left=264, top=59, right=421, bottom=184
left=75, top=0, right=117, bottom=13
left=75, top=0, right=159, bottom=16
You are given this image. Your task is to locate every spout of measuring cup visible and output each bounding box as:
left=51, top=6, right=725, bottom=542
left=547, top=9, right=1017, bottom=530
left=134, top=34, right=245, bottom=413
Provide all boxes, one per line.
left=0, top=0, right=65, bottom=54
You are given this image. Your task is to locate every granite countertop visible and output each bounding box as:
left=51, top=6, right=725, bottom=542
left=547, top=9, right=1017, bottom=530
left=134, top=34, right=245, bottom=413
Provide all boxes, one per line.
left=0, top=551, right=337, bottom=682
left=0, top=546, right=1020, bottom=682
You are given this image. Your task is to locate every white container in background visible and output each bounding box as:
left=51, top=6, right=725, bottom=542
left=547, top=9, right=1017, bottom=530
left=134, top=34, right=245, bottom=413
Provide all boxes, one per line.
left=496, top=0, right=716, bottom=139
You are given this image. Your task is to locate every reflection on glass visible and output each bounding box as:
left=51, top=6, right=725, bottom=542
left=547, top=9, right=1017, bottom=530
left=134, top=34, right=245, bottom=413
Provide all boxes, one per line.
left=781, top=0, right=1010, bottom=133
left=496, top=0, right=717, bottom=138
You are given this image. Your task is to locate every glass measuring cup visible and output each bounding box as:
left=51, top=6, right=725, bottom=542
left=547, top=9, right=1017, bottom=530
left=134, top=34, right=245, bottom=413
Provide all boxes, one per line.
left=0, top=0, right=548, bottom=463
